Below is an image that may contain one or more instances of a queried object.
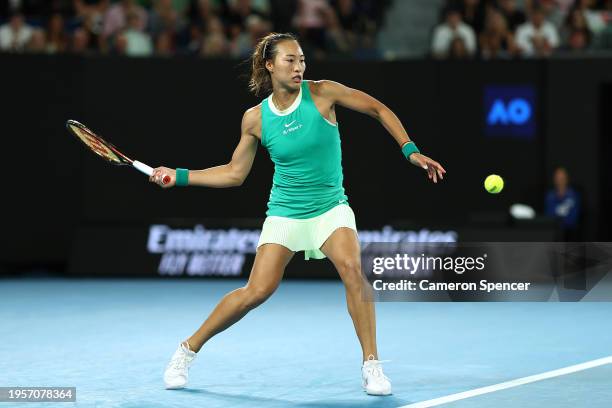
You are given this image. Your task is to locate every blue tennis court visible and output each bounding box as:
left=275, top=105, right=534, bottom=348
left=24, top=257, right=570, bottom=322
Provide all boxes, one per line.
left=1, top=279, right=610, bottom=408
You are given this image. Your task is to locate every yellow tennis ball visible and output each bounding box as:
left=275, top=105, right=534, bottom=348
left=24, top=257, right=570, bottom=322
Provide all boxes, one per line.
left=484, top=174, right=504, bottom=194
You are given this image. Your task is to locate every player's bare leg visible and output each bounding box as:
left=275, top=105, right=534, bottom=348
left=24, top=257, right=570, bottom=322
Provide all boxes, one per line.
left=186, top=243, right=294, bottom=352
left=320, top=227, right=391, bottom=395
left=163, top=244, right=294, bottom=389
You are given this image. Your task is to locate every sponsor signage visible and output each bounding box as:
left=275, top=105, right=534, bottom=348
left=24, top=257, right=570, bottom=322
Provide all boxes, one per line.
left=146, top=224, right=458, bottom=277
left=484, top=85, right=537, bottom=138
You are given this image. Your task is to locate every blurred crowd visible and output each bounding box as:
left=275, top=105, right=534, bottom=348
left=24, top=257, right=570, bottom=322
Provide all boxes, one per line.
left=0, top=0, right=389, bottom=59
left=432, top=0, right=612, bottom=59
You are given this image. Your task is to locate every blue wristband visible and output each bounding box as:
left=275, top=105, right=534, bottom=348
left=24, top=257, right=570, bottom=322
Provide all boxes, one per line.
left=401, top=142, right=420, bottom=159
left=175, top=168, right=189, bottom=186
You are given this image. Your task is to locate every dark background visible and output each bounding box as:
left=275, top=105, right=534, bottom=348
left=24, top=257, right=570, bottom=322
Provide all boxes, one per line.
left=1, top=54, right=610, bottom=271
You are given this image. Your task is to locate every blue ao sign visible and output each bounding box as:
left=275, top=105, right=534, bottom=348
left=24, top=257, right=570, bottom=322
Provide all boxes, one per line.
left=484, top=86, right=536, bottom=138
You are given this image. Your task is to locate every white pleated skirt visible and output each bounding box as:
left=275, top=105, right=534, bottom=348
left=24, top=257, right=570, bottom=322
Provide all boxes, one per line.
left=256, top=204, right=358, bottom=260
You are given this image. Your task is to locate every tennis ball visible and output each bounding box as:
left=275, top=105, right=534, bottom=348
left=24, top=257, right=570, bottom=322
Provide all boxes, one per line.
left=484, top=174, right=504, bottom=194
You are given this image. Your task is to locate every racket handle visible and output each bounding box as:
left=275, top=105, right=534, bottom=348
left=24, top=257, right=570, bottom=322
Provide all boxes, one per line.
left=133, top=160, right=154, bottom=176
left=133, top=160, right=171, bottom=185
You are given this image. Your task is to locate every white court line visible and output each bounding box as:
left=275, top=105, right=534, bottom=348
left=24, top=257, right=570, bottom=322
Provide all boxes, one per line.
left=399, top=355, right=612, bottom=408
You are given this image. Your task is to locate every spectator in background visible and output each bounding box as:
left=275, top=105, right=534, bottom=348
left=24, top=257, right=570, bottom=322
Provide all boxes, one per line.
left=230, top=13, right=270, bottom=58
left=117, top=11, right=153, bottom=56
left=448, top=36, right=471, bottom=58
left=332, top=0, right=358, bottom=30
left=545, top=167, right=581, bottom=241
left=331, top=0, right=358, bottom=49
left=551, top=0, right=576, bottom=17
left=351, top=0, right=387, bottom=59
left=561, top=26, right=591, bottom=51
left=46, top=13, right=68, bottom=53
left=538, top=0, right=566, bottom=28
left=155, top=30, right=174, bottom=55
left=293, top=0, right=334, bottom=57
left=496, top=0, right=526, bottom=31
left=114, top=29, right=128, bottom=54
left=74, top=0, right=110, bottom=17
left=149, top=0, right=186, bottom=36
left=184, top=0, right=221, bottom=54
left=560, top=8, right=592, bottom=50
left=184, top=23, right=203, bottom=55
left=71, top=27, right=92, bottom=54
left=189, top=0, right=221, bottom=27
left=200, top=16, right=229, bottom=57
left=574, top=0, right=607, bottom=34
left=0, top=12, right=33, bottom=52
left=77, top=9, right=104, bottom=52
left=516, top=5, right=559, bottom=57
left=74, top=0, right=109, bottom=29
left=73, top=0, right=107, bottom=51
left=598, top=0, right=612, bottom=49
left=431, top=7, right=477, bottom=59
left=323, top=3, right=352, bottom=56
left=103, top=0, right=147, bottom=39
left=4, top=0, right=389, bottom=58
left=479, top=8, right=518, bottom=58
left=25, top=28, right=46, bottom=52
left=225, top=0, right=266, bottom=42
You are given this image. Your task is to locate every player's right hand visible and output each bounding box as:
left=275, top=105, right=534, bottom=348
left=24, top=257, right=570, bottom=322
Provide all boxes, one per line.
left=150, top=167, right=176, bottom=188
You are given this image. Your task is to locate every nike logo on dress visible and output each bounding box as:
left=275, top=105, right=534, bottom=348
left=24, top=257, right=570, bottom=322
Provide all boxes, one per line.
left=285, top=120, right=297, bottom=128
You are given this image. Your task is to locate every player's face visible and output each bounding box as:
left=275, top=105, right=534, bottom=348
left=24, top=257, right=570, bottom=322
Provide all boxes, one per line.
left=269, top=40, right=306, bottom=91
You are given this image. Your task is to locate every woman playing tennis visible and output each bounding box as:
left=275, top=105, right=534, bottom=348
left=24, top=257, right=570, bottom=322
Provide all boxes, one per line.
left=152, top=32, right=445, bottom=396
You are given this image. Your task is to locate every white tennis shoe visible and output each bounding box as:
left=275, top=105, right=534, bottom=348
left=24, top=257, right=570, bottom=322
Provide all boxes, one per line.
left=362, top=355, right=392, bottom=395
left=164, top=341, right=196, bottom=389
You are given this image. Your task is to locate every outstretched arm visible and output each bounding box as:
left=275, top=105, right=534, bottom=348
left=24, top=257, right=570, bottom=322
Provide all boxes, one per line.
left=314, top=80, right=446, bottom=183
left=150, top=107, right=259, bottom=188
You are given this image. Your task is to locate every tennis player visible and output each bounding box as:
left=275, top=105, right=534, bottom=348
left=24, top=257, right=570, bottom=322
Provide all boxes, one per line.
left=152, top=32, right=445, bottom=396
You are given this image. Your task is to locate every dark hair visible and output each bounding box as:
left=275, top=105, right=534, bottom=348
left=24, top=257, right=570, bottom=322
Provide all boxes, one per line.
left=249, top=32, right=298, bottom=97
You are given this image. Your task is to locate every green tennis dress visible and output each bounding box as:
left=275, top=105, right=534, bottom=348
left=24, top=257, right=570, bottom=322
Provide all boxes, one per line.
left=256, top=81, right=357, bottom=260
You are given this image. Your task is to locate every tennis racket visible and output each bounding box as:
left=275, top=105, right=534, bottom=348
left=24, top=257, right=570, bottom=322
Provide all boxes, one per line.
left=66, top=119, right=170, bottom=185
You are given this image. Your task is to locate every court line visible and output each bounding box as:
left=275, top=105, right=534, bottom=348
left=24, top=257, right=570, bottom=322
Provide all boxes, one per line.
left=398, top=355, right=612, bottom=408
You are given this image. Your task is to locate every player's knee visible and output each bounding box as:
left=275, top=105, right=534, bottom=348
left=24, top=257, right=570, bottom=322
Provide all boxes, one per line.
left=243, top=284, right=277, bottom=309
left=337, top=258, right=363, bottom=291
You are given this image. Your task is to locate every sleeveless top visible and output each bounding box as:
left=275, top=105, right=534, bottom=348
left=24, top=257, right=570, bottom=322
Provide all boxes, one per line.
left=261, top=81, right=348, bottom=219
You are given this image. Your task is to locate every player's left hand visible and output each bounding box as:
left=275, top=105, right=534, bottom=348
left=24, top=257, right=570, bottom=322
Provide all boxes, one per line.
left=409, top=153, right=446, bottom=183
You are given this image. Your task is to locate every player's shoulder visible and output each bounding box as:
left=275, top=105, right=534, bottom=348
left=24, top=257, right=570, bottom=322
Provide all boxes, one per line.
left=242, top=104, right=262, bottom=123
left=241, top=104, right=262, bottom=134
left=308, top=79, right=345, bottom=98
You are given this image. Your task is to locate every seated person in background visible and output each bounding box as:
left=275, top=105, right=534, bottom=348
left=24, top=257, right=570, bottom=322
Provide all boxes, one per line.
left=431, top=6, right=477, bottom=59
left=479, top=9, right=519, bottom=59
left=545, top=167, right=581, bottom=241
left=560, top=28, right=591, bottom=52
left=0, top=12, right=33, bottom=52
left=516, top=5, right=560, bottom=57
left=560, top=8, right=592, bottom=50
left=448, top=36, right=472, bottom=59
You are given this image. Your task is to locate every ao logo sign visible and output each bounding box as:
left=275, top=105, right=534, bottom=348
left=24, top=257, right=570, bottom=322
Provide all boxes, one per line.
left=484, top=86, right=536, bottom=138
left=487, top=98, right=531, bottom=125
